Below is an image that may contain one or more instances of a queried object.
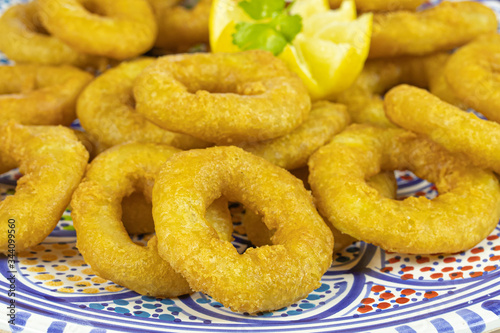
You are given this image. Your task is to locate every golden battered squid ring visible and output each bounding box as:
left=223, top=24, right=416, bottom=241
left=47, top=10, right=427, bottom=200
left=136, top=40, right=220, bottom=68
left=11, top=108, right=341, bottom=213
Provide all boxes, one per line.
left=308, top=124, right=500, bottom=254
left=238, top=101, right=350, bottom=170
left=329, top=0, right=425, bottom=12
left=77, top=58, right=209, bottom=152
left=334, top=52, right=466, bottom=128
left=385, top=84, right=500, bottom=175
left=149, top=0, right=211, bottom=52
left=152, top=146, right=333, bottom=313
left=445, top=33, right=500, bottom=124
left=71, top=143, right=233, bottom=297
left=0, top=64, right=93, bottom=126
left=369, top=1, right=497, bottom=58
left=0, top=2, right=108, bottom=70
left=37, top=0, right=157, bottom=60
left=0, top=122, right=88, bottom=254
left=134, top=51, right=311, bottom=145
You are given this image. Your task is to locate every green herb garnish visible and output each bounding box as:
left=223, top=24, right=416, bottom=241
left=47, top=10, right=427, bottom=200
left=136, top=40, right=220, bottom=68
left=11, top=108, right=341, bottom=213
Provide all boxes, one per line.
left=232, top=0, right=302, bottom=56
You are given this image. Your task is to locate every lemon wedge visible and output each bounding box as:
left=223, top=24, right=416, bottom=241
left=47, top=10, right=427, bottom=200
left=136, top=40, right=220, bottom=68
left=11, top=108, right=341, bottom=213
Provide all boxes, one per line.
left=289, top=12, right=373, bottom=99
left=209, top=0, right=373, bottom=99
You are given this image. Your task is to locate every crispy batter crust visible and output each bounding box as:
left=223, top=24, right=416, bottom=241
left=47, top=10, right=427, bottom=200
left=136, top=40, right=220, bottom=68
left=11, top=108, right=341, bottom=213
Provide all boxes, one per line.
left=71, top=143, right=233, bottom=297
left=309, top=124, right=500, bottom=254
left=239, top=101, right=350, bottom=170
left=37, top=0, right=157, bottom=59
left=334, top=53, right=465, bottom=128
left=0, top=2, right=108, bottom=69
left=0, top=123, right=88, bottom=253
left=445, top=33, right=500, bottom=124
left=369, top=1, right=497, bottom=58
left=385, top=84, right=500, bottom=175
left=153, top=146, right=333, bottom=313
left=0, top=64, right=93, bottom=126
left=134, top=51, right=311, bottom=145
left=121, top=188, right=232, bottom=239
left=77, top=58, right=208, bottom=152
left=243, top=159, right=397, bottom=252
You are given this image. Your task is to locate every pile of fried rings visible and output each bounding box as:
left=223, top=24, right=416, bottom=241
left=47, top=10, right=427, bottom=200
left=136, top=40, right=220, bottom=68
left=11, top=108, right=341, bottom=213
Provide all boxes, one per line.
left=1, top=0, right=500, bottom=314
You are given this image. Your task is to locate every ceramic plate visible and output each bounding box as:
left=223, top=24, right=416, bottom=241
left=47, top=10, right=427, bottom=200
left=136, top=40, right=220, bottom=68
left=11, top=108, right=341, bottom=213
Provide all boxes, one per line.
left=1, top=0, right=500, bottom=332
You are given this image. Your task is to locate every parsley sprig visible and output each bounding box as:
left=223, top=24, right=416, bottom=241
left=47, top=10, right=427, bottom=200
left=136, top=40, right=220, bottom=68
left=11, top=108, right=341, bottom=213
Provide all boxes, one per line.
left=232, top=0, right=302, bottom=56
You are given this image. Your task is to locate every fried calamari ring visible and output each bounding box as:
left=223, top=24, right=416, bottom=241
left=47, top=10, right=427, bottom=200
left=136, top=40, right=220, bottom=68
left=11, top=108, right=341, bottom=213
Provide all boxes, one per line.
left=0, top=2, right=107, bottom=70
left=0, top=64, right=93, bottom=126
left=369, top=1, right=497, bottom=58
left=0, top=122, right=88, bottom=254
left=329, top=0, right=425, bottom=12
left=71, top=143, right=233, bottom=297
left=385, top=85, right=500, bottom=175
left=445, top=33, right=500, bottom=124
left=238, top=101, right=350, bottom=170
left=37, top=0, right=157, bottom=60
left=309, top=124, right=500, bottom=254
left=152, top=146, right=333, bottom=313
left=149, top=0, right=211, bottom=52
left=77, top=58, right=208, bottom=152
left=334, top=53, right=465, bottom=128
left=134, top=51, right=311, bottom=145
